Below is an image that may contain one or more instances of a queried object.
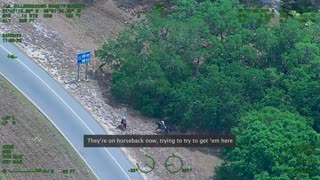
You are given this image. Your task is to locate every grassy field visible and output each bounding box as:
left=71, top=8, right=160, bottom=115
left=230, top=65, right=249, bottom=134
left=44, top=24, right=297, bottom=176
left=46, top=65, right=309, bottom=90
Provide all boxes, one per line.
left=0, top=74, right=97, bottom=180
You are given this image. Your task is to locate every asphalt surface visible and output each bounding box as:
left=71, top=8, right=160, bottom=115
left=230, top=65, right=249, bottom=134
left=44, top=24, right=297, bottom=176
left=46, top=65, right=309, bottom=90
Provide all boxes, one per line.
left=0, top=39, right=144, bottom=180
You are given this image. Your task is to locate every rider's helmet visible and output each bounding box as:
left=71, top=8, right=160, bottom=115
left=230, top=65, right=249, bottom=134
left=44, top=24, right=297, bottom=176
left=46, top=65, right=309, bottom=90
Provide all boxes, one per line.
left=122, top=115, right=126, bottom=120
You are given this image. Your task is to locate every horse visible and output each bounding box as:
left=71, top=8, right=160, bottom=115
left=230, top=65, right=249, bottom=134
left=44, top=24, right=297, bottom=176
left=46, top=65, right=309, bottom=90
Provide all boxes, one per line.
left=155, top=121, right=172, bottom=134
left=120, top=119, right=126, bottom=131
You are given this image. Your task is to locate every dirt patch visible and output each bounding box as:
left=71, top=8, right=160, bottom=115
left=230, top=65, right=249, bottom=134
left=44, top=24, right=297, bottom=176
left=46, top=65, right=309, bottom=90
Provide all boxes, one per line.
left=0, top=75, right=97, bottom=180
left=0, top=0, right=223, bottom=179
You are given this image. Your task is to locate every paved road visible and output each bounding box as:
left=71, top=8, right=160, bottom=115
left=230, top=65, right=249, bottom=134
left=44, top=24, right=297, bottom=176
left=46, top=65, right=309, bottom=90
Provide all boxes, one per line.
left=0, top=39, right=144, bottom=180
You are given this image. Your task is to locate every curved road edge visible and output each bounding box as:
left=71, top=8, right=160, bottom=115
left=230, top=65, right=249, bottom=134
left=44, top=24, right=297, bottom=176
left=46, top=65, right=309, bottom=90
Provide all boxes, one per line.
left=0, top=40, right=144, bottom=180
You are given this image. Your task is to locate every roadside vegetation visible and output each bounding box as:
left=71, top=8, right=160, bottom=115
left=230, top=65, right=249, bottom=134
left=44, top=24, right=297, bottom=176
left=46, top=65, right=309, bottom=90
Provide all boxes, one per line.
left=0, top=75, right=96, bottom=180
left=95, top=0, right=320, bottom=178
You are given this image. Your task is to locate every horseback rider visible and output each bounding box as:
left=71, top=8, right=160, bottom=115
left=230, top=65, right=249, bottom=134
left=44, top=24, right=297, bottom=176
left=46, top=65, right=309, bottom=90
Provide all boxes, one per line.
left=121, top=115, right=127, bottom=130
left=160, top=120, right=166, bottom=130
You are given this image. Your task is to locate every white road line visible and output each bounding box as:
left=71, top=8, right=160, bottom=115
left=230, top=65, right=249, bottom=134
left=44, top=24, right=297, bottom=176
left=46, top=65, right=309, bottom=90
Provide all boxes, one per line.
left=0, top=44, right=132, bottom=180
left=0, top=72, right=99, bottom=180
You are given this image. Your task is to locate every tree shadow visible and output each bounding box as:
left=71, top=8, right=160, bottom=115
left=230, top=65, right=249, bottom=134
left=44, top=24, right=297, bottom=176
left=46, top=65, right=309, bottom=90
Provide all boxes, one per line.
left=90, top=69, right=128, bottom=109
left=186, top=146, right=224, bottom=159
left=90, top=69, right=225, bottom=160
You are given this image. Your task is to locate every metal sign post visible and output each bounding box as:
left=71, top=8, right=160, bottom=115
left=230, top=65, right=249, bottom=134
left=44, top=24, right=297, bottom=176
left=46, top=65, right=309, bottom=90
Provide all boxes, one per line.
left=77, top=64, right=80, bottom=81
left=85, top=63, right=88, bottom=81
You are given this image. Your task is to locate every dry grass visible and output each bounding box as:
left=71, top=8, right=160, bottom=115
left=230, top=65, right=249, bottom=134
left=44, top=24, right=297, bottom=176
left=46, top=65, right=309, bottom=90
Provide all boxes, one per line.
left=0, top=75, right=97, bottom=180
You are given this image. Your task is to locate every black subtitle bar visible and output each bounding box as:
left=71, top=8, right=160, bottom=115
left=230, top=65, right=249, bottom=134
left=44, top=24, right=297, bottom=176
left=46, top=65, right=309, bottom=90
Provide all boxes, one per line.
left=84, top=135, right=236, bottom=147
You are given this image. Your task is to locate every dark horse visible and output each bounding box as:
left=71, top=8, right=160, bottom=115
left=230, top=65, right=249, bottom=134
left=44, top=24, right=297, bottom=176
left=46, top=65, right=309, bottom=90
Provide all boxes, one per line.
left=155, top=121, right=172, bottom=134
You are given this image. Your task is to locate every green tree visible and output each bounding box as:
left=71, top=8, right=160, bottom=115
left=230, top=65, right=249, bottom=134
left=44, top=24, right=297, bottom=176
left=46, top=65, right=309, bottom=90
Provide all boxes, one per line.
left=216, top=107, right=320, bottom=179
left=168, top=64, right=248, bottom=132
left=95, top=0, right=320, bottom=135
left=280, top=0, right=317, bottom=14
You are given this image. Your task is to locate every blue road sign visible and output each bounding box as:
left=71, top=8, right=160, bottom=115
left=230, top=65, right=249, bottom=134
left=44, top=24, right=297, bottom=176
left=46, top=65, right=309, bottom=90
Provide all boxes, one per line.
left=77, top=51, right=91, bottom=64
